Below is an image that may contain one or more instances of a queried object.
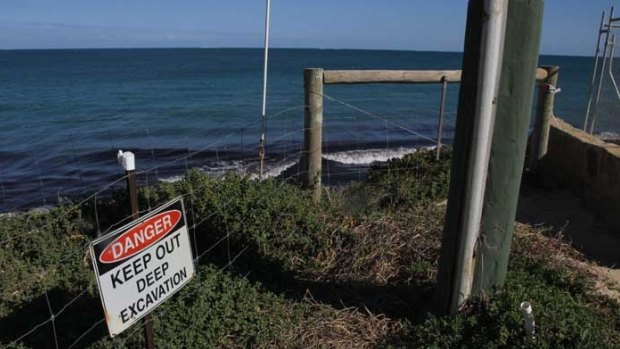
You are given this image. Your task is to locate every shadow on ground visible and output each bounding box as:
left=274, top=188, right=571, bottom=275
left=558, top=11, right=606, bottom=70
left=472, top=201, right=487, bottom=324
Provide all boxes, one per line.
left=209, top=242, right=436, bottom=324
left=0, top=287, right=106, bottom=349
left=517, top=179, right=620, bottom=268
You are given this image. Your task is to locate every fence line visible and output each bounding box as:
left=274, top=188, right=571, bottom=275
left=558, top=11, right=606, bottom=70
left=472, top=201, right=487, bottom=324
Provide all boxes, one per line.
left=0, top=103, right=311, bottom=347
left=2, top=78, right=466, bottom=347
left=322, top=92, right=438, bottom=144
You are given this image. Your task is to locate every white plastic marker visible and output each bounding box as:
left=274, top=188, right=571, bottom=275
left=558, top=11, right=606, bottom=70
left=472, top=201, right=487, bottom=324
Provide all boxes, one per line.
left=117, top=150, right=135, bottom=171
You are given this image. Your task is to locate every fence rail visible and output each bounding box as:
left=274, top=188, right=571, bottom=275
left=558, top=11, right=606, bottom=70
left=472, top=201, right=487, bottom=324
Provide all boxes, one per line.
left=322, top=68, right=550, bottom=85
left=302, top=67, right=556, bottom=200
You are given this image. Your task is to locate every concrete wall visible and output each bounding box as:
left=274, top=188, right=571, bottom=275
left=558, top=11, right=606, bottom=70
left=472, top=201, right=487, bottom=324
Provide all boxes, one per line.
left=541, top=117, right=620, bottom=231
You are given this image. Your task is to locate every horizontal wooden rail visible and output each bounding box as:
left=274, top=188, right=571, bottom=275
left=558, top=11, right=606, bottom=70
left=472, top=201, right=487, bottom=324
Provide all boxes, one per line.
left=322, top=68, right=549, bottom=84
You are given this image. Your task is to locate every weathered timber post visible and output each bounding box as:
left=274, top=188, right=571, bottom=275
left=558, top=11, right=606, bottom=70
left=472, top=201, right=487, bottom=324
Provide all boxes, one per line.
left=117, top=151, right=155, bottom=349
left=303, top=68, right=323, bottom=202
left=434, top=0, right=508, bottom=315
left=528, top=65, right=559, bottom=174
left=472, top=0, right=545, bottom=293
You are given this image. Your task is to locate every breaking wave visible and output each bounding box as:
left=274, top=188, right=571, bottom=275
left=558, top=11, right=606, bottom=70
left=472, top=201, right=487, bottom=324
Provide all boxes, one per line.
left=322, top=147, right=426, bottom=165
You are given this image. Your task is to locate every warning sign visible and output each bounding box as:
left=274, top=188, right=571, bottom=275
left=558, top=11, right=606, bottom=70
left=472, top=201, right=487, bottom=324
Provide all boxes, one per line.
left=90, top=197, right=195, bottom=337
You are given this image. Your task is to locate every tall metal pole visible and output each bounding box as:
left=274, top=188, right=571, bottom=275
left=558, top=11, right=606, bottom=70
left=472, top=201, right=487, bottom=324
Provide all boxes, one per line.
left=436, top=77, right=448, bottom=160
left=435, top=0, right=508, bottom=315
left=117, top=151, right=154, bottom=349
left=590, top=6, right=614, bottom=134
left=584, top=11, right=606, bottom=131
left=607, top=35, right=620, bottom=102
left=258, top=0, right=272, bottom=178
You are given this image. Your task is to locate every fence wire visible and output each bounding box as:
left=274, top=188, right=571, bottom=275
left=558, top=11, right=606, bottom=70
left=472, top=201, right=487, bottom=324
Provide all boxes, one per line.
left=1, top=81, right=458, bottom=348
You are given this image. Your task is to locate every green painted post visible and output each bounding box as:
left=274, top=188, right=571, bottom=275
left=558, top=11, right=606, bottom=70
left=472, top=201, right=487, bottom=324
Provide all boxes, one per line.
left=472, top=0, right=545, bottom=293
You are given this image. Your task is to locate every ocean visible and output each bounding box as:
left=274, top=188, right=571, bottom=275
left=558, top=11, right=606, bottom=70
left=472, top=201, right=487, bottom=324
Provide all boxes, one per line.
left=0, top=48, right=607, bottom=211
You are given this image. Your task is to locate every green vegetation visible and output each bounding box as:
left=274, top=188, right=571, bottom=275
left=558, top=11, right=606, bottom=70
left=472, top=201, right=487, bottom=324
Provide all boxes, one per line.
left=1, top=149, right=618, bottom=348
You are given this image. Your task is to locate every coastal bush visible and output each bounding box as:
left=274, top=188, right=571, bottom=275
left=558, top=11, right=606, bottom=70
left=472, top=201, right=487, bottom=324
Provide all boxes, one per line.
left=405, top=263, right=620, bottom=348
left=363, top=148, right=452, bottom=210
left=2, top=162, right=620, bottom=348
left=141, top=170, right=334, bottom=272
left=0, top=206, right=94, bottom=318
left=88, top=265, right=318, bottom=349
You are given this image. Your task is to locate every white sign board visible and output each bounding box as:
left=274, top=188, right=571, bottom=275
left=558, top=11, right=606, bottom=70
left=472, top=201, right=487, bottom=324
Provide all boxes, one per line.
left=90, top=197, right=195, bottom=337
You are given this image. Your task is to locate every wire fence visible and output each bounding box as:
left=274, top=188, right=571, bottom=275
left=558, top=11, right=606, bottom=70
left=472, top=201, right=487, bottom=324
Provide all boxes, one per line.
left=0, top=80, right=457, bottom=348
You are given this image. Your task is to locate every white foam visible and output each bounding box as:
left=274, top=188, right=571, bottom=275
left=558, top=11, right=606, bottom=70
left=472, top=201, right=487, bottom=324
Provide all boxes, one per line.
left=158, top=146, right=432, bottom=183
left=158, top=175, right=184, bottom=183
left=599, top=131, right=620, bottom=140
left=202, top=160, right=245, bottom=177
left=250, top=159, right=298, bottom=179
left=322, top=147, right=423, bottom=165
left=200, top=158, right=298, bottom=180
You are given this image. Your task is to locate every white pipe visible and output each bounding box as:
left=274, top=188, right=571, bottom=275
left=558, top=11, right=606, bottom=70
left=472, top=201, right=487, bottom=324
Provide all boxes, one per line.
left=451, top=0, right=509, bottom=312
left=520, top=302, right=536, bottom=337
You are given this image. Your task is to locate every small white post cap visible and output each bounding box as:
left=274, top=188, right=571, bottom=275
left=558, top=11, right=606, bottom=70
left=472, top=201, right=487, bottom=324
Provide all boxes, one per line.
left=520, top=301, right=532, bottom=315
left=117, top=150, right=136, bottom=171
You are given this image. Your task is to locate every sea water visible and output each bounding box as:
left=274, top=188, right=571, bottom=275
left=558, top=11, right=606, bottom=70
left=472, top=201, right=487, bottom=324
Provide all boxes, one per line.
left=0, top=48, right=608, bottom=211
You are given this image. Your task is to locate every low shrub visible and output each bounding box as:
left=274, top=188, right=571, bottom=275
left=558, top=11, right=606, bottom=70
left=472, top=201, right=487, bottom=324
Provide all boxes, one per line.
left=142, top=170, right=334, bottom=271
left=406, top=264, right=620, bottom=348
left=362, top=148, right=452, bottom=210
left=2, top=162, right=619, bottom=348
left=0, top=206, right=94, bottom=318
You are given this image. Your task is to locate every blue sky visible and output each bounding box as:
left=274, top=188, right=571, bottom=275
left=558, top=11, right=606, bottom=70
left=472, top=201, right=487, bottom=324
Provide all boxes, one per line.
left=0, top=0, right=615, bottom=55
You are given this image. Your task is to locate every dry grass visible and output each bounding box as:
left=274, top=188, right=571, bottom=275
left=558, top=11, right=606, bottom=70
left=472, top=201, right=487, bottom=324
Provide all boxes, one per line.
left=270, top=208, right=620, bottom=349
left=513, top=222, right=589, bottom=282
left=309, top=204, right=446, bottom=286
left=266, top=292, right=405, bottom=349
left=513, top=222, right=620, bottom=302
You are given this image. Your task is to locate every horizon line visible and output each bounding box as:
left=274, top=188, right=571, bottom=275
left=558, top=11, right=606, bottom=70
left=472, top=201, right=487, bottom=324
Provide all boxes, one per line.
left=0, top=46, right=591, bottom=58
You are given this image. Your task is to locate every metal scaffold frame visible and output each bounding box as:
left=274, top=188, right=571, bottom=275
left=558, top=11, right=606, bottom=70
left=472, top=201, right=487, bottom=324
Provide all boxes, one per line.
left=584, top=6, right=620, bottom=134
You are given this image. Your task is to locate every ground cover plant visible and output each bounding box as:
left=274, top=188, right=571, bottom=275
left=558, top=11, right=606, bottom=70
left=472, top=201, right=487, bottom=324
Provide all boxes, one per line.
left=1, top=149, right=618, bottom=348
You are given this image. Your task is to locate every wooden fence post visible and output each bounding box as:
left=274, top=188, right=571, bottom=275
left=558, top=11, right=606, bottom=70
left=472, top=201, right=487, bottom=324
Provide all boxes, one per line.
left=529, top=65, right=560, bottom=174
left=472, top=0, right=546, bottom=293
left=303, top=68, right=323, bottom=202
left=117, top=151, right=155, bottom=349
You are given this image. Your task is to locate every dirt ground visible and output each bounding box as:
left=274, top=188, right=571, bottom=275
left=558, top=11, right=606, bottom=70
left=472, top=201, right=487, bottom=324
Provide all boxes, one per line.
left=517, top=182, right=620, bottom=300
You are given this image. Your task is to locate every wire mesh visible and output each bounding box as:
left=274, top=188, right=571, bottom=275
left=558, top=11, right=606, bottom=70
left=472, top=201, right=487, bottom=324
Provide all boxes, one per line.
left=0, top=75, right=461, bottom=348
